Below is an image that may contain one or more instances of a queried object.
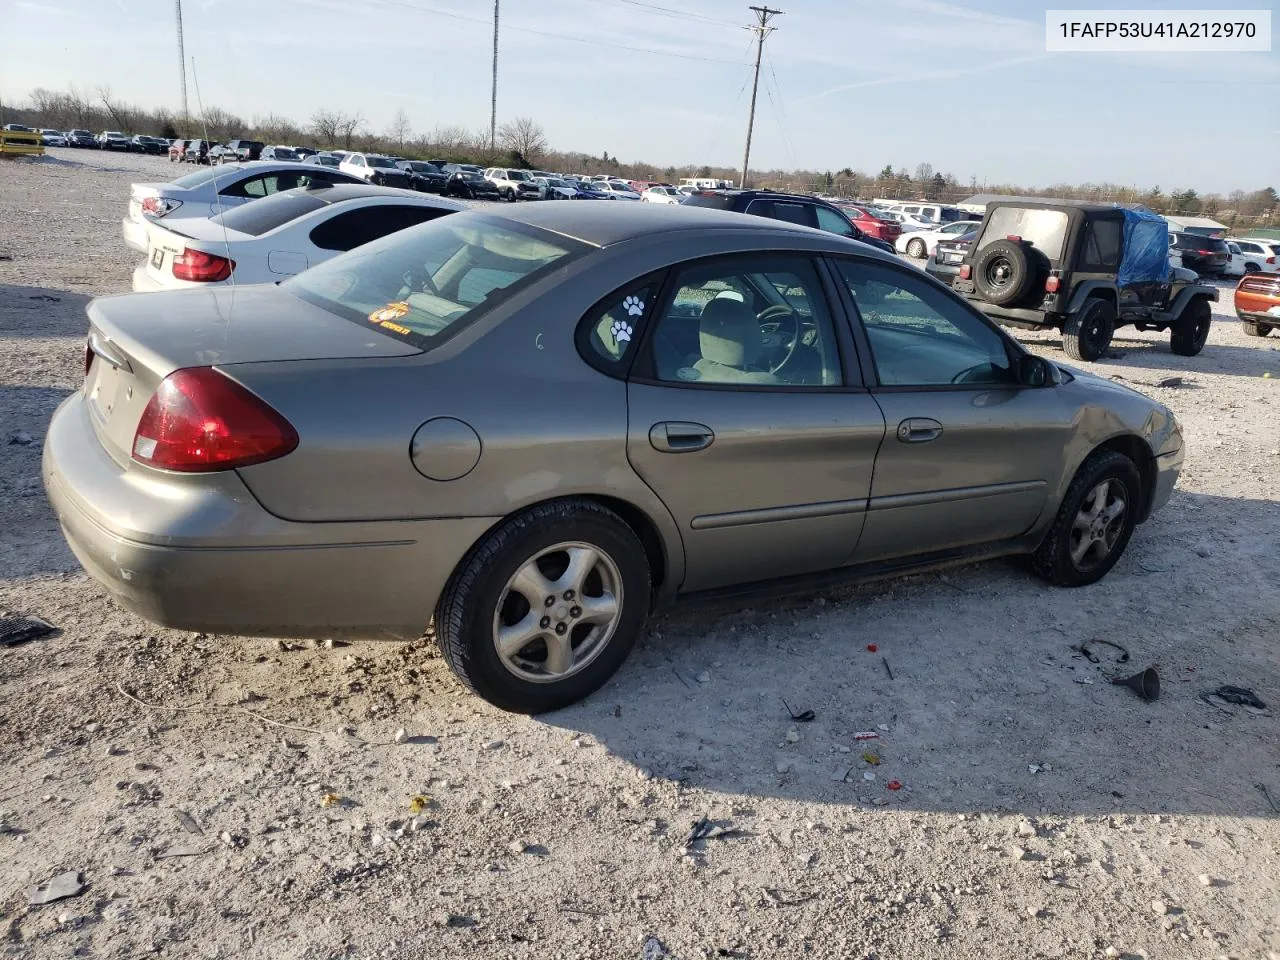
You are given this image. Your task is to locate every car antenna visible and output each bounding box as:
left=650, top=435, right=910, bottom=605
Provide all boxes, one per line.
left=190, top=56, right=238, bottom=308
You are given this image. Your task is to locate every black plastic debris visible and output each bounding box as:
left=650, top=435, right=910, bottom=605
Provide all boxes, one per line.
left=1206, top=685, right=1266, bottom=710
left=1074, top=639, right=1131, bottom=664
left=781, top=698, right=815, bottom=722
left=0, top=614, right=58, bottom=648
left=686, top=816, right=746, bottom=848
left=1112, top=667, right=1160, bottom=702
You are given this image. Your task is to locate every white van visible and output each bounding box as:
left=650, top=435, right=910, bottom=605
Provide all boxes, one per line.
left=884, top=202, right=968, bottom=224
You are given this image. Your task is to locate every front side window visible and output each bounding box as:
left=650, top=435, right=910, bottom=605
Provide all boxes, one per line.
left=834, top=259, right=1015, bottom=387
left=646, top=256, right=842, bottom=387
left=286, top=215, right=583, bottom=350
left=814, top=205, right=856, bottom=238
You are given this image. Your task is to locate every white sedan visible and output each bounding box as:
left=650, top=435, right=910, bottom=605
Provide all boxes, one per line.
left=131, top=184, right=461, bottom=292
left=595, top=181, right=642, bottom=200
left=122, top=161, right=364, bottom=253
left=895, top=219, right=982, bottom=258
left=641, top=186, right=683, bottom=204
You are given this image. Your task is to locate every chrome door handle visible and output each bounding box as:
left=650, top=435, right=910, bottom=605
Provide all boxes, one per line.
left=649, top=421, right=714, bottom=453
left=896, top=418, right=943, bottom=443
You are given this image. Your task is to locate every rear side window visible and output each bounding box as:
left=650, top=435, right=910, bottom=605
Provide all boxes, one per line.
left=1078, top=218, right=1123, bottom=271
left=212, top=190, right=328, bottom=236
left=578, top=278, right=661, bottom=370
left=680, top=193, right=736, bottom=210
left=309, top=205, right=456, bottom=252
left=171, top=165, right=229, bottom=189
left=285, top=215, right=584, bottom=350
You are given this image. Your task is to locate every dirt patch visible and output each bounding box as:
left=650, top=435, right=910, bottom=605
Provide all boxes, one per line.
left=1, top=149, right=1277, bottom=959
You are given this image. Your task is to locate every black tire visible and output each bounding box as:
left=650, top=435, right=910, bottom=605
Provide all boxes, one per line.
left=434, top=500, right=651, bottom=714
left=1241, top=320, right=1272, bottom=337
left=906, top=237, right=926, bottom=259
left=1032, top=450, right=1141, bottom=587
left=1244, top=263, right=1260, bottom=274
left=1170, top=297, right=1212, bottom=356
left=1061, top=299, right=1116, bottom=362
left=972, top=239, right=1034, bottom=306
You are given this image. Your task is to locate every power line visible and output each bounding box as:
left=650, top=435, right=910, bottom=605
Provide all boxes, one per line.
left=588, top=0, right=740, bottom=28
left=356, top=0, right=752, bottom=65
left=741, top=5, right=782, bottom=189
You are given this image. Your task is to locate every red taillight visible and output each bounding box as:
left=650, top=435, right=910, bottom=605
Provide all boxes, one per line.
left=1045, top=276, right=1060, bottom=293
left=1197, top=249, right=1213, bottom=256
left=1267, top=256, right=1276, bottom=264
left=959, top=264, right=972, bottom=279
left=1005, top=235, right=1022, bottom=242
left=172, top=248, right=234, bottom=282
left=132, top=367, right=298, bottom=472
left=142, top=197, right=161, bottom=214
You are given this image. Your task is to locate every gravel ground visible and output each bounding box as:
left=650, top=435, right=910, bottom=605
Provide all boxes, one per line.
left=1, top=149, right=1278, bottom=960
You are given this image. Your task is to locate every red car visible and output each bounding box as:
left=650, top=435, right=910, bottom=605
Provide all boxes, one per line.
left=839, top=205, right=901, bottom=244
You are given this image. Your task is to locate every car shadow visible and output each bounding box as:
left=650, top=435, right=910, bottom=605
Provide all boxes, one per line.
left=0, top=385, right=79, bottom=579
left=537, top=489, right=1280, bottom=818
left=1012, top=326, right=1279, bottom=380
left=0, top=284, right=93, bottom=340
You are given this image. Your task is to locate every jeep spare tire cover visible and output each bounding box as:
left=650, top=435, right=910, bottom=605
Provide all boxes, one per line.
left=973, top=239, right=1034, bottom=306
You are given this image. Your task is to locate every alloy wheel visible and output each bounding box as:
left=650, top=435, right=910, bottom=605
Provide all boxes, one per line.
left=1069, top=479, right=1127, bottom=571
left=492, top=542, right=624, bottom=683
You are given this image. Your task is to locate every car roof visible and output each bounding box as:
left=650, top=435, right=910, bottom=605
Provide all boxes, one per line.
left=983, top=197, right=1127, bottom=215
left=488, top=201, right=897, bottom=258
left=300, top=183, right=438, bottom=205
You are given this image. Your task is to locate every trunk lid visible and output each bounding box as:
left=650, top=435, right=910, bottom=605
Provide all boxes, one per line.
left=82, top=285, right=421, bottom=463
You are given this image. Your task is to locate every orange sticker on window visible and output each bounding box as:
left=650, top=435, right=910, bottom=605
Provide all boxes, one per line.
left=378, top=320, right=411, bottom=335
left=369, top=301, right=409, bottom=324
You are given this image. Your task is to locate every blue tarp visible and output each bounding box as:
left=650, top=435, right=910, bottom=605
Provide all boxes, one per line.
left=1118, top=207, right=1170, bottom=286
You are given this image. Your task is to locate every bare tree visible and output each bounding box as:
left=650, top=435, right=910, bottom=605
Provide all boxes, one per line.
left=311, top=109, right=341, bottom=146
left=337, top=111, right=365, bottom=149
left=497, top=116, right=547, bottom=164
left=256, top=113, right=299, bottom=144
left=196, top=106, right=243, bottom=140
left=386, top=108, right=411, bottom=151
left=98, top=86, right=136, bottom=132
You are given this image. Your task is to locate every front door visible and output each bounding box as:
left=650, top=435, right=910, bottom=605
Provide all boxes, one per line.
left=626, top=254, right=886, bottom=592
left=829, top=256, right=1076, bottom=563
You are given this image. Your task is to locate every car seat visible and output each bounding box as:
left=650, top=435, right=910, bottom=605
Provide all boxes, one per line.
left=693, top=298, right=777, bottom=384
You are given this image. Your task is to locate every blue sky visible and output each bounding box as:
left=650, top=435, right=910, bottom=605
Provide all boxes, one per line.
left=3, top=0, right=1276, bottom=192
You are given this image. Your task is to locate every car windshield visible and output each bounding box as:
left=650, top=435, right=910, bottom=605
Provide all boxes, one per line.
left=460, top=172, right=483, bottom=181
left=273, top=148, right=298, bottom=158
left=211, top=189, right=329, bottom=236
left=405, top=162, right=438, bottom=173
left=105, top=131, right=124, bottom=138
left=170, top=166, right=234, bottom=189
left=366, top=157, right=397, bottom=168
left=286, top=216, right=585, bottom=350
left=544, top=178, right=568, bottom=187
left=507, top=171, right=531, bottom=181
left=978, top=207, right=1069, bottom=259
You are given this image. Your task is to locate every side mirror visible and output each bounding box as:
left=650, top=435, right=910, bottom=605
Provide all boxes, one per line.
left=1018, top=354, right=1051, bottom=387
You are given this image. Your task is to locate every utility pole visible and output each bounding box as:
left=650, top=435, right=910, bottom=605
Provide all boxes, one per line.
left=489, top=0, right=500, bottom=152
left=175, top=0, right=189, bottom=124
left=740, top=5, right=781, bottom=190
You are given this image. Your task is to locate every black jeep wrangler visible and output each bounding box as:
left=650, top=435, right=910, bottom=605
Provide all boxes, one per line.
left=952, top=200, right=1218, bottom=361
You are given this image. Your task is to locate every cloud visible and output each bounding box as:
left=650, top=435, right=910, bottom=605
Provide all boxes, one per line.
left=798, top=52, right=1054, bottom=104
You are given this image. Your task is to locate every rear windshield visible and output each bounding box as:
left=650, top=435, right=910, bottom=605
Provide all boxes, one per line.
left=366, top=156, right=396, bottom=169
left=1176, top=235, right=1228, bottom=252
left=681, top=193, right=736, bottom=210
left=171, top=166, right=233, bottom=189
left=285, top=215, right=586, bottom=350
left=979, top=207, right=1069, bottom=259
left=937, top=208, right=967, bottom=222
left=211, top=189, right=328, bottom=236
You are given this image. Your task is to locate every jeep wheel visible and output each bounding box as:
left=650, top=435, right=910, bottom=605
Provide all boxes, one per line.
left=1062, top=299, right=1116, bottom=362
left=1241, top=320, right=1272, bottom=338
left=1170, top=297, right=1211, bottom=356
left=972, top=239, right=1034, bottom=306
left=906, top=237, right=927, bottom=259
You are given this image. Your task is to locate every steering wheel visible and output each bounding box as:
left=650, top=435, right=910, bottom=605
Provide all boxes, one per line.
left=756, top=304, right=800, bottom=374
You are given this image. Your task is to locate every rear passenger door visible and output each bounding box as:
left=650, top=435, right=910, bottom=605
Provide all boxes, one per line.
left=829, top=256, right=1075, bottom=563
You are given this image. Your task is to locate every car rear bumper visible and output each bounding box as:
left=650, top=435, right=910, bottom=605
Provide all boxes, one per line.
left=43, top=392, right=498, bottom=640
left=122, top=216, right=148, bottom=253
left=1237, top=307, right=1280, bottom=324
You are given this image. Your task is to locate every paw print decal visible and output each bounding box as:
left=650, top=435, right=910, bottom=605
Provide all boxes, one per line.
left=610, top=320, right=633, bottom=344
left=622, top=295, right=645, bottom=317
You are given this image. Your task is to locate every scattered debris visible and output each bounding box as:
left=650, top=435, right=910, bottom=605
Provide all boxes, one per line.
left=1151, top=899, right=1170, bottom=916
left=1112, top=667, right=1160, bottom=702
left=1017, top=820, right=1037, bottom=838
left=393, top=727, right=409, bottom=744
left=886, top=780, right=902, bottom=791
left=0, top=614, right=57, bottom=648
left=853, top=731, right=880, bottom=741
left=156, top=845, right=207, bottom=859
left=881, top=656, right=894, bottom=680
left=642, top=935, right=676, bottom=959
left=763, top=887, right=816, bottom=907
left=1073, top=639, right=1130, bottom=664
left=8, top=430, right=35, bottom=445
left=781, top=698, right=815, bottom=722
left=866, top=643, right=878, bottom=653
left=686, top=816, right=746, bottom=847
left=27, top=294, right=61, bottom=302
left=1256, top=783, right=1279, bottom=815
left=408, top=795, right=431, bottom=814
left=784, top=728, right=800, bottom=743
left=861, top=752, right=880, bottom=766
left=862, top=771, right=875, bottom=781
left=695, top=671, right=711, bottom=684
left=1202, top=685, right=1266, bottom=710
left=173, top=810, right=202, bottom=834
left=320, top=792, right=342, bottom=808
left=27, top=871, right=86, bottom=906
left=1156, top=376, right=1187, bottom=388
